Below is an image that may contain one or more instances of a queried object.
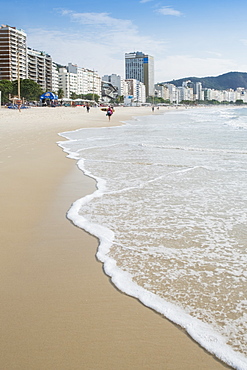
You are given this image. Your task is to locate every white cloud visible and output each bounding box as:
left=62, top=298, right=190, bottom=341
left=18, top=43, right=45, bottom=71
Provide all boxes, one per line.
left=205, top=51, right=222, bottom=58
left=54, top=9, right=166, bottom=51
left=26, top=9, right=167, bottom=78
left=60, top=10, right=134, bottom=30
left=26, top=9, right=246, bottom=83
left=26, top=28, right=113, bottom=71
left=156, top=6, right=182, bottom=17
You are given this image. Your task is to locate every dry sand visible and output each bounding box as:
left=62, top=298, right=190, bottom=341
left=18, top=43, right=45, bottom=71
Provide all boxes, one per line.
left=0, top=106, right=230, bottom=369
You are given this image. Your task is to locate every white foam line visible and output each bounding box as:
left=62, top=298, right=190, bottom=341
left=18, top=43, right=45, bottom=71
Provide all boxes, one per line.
left=58, top=125, right=247, bottom=370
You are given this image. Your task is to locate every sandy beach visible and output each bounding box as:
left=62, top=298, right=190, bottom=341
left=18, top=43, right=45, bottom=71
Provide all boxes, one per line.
left=0, top=105, right=230, bottom=369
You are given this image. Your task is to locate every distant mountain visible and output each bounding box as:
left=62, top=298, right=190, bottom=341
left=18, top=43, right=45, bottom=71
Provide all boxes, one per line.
left=162, top=72, right=247, bottom=90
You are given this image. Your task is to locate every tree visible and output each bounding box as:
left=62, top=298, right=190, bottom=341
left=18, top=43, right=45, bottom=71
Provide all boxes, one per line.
left=57, top=88, right=64, bottom=99
left=146, top=96, right=167, bottom=104
left=180, top=100, right=195, bottom=105
left=205, top=99, right=220, bottom=105
left=70, top=91, right=77, bottom=100
left=84, top=93, right=100, bottom=102
left=115, top=95, right=124, bottom=104
left=235, top=99, right=244, bottom=105
left=93, top=94, right=100, bottom=103
left=12, top=79, right=43, bottom=101
left=0, top=80, right=13, bottom=104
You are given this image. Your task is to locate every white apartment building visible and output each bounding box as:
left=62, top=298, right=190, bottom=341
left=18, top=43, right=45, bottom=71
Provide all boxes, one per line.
left=68, top=63, right=84, bottom=94
left=87, top=69, right=101, bottom=97
left=228, top=89, right=236, bottom=102
left=52, top=62, right=59, bottom=93
left=122, top=79, right=129, bottom=97
left=125, top=78, right=146, bottom=105
left=195, top=82, right=204, bottom=101
left=165, top=84, right=179, bottom=104
left=0, top=25, right=54, bottom=93
left=27, top=47, right=52, bottom=91
left=58, top=67, right=70, bottom=98
left=177, top=86, right=194, bottom=102
left=58, top=67, right=77, bottom=98
left=0, top=24, right=27, bottom=81
left=236, top=87, right=247, bottom=103
left=58, top=63, right=101, bottom=99
left=154, top=84, right=170, bottom=101
left=77, top=67, right=88, bottom=95
left=205, top=88, right=224, bottom=102
left=155, top=81, right=247, bottom=104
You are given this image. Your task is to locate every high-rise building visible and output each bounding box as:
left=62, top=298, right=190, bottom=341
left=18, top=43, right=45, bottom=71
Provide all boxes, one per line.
left=0, top=25, right=53, bottom=93
left=195, top=82, right=204, bottom=101
left=52, top=62, right=59, bottom=93
left=125, top=78, right=146, bottom=104
left=27, top=47, right=52, bottom=91
left=0, top=24, right=27, bottom=81
left=125, top=51, right=154, bottom=98
left=58, top=63, right=102, bottom=99
left=154, top=83, right=170, bottom=101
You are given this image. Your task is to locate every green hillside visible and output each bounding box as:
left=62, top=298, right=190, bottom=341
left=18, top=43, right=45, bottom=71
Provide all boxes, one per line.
left=163, top=72, right=247, bottom=90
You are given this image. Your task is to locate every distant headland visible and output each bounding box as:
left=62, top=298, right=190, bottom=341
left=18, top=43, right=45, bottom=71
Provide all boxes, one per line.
left=162, top=72, right=247, bottom=90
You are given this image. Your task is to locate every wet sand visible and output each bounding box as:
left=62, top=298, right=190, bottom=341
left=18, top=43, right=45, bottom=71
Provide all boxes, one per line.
left=0, top=106, right=230, bottom=369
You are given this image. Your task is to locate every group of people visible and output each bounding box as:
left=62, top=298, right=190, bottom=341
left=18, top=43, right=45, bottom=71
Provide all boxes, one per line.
left=85, top=104, right=114, bottom=121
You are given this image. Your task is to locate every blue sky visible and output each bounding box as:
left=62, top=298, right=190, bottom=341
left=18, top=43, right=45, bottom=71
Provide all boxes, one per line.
left=1, top=0, right=247, bottom=82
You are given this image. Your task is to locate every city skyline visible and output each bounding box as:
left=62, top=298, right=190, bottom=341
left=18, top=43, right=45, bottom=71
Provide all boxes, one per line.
left=1, top=0, right=247, bottom=82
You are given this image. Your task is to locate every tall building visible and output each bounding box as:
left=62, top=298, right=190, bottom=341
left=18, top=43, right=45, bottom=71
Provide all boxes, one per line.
left=58, top=63, right=102, bottom=99
left=52, top=62, right=59, bottom=93
left=87, top=69, right=101, bottom=98
left=165, top=83, right=178, bottom=104
left=178, top=86, right=193, bottom=102
left=58, top=67, right=69, bottom=98
left=125, top=51, right=154, bottom=98
left=0, top=24, right=27, bottom=81
left=27, top=47, right=52, bottom=91
left=125, top=79, right=146, bottom=104
left=195, top=82, right=204, bottom=101
left=0, top=25, right=53, bottom=92
left=154, top=83, right=170, bottom=101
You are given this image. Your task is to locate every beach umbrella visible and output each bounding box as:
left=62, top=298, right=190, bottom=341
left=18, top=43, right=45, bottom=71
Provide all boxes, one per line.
left=40, top=92, right=58, bottom=100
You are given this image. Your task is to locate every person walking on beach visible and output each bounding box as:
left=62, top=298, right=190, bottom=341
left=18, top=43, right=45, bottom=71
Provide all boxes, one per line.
left=106, top=106, right=113, bottom=121
left=86, top=103, right=90, bottom=113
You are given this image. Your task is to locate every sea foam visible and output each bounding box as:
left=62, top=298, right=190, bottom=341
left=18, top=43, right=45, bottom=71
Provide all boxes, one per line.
left=58, top=107, right=247, bottom=369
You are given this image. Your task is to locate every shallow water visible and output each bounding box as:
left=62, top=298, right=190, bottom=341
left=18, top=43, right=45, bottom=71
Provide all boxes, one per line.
left=59, top=106, right=247, bottom=369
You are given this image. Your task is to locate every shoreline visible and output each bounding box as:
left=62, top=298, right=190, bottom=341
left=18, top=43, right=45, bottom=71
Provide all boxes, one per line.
left=0, top=106, right=230, bottom=369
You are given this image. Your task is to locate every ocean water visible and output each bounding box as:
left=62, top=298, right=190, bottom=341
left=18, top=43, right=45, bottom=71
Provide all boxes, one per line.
left=58, top=106, right=247, bottom=369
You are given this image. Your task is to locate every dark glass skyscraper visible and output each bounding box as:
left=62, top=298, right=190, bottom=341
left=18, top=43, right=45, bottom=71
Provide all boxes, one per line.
left=125, top=51, right=154, bottom=98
